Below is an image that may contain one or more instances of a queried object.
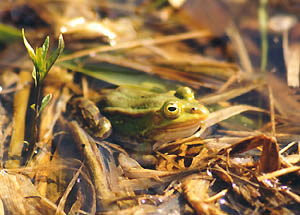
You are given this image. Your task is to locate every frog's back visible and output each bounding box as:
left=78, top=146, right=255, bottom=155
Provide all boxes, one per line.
left=99, top=86, right=175, bottom=113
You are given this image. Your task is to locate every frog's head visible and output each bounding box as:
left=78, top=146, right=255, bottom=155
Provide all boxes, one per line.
left=147, top=87, right=209, bottom=143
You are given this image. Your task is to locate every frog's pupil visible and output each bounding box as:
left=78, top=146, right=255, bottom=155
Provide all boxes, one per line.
left=168, top=106, right=177, bottom=112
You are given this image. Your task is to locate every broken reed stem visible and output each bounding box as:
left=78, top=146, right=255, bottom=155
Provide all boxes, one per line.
left=279, top=141, right=297, bottom=154
left=257, top=166, right=300, bottom=181
left=268, top=85, right=276, bottom=135
left=6, top=71, right=31, bottom=168
left=67, top=121, right=117, bottom=208
left=226, top=24, right=253, bottom=74
left=259, top=0, right=268, bottom=72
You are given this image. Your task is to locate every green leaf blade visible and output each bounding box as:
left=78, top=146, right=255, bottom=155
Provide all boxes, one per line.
left=0, top=24, right=22, bottom=44
left=32, top=67, right=37, bottom=86
left=30, top=103, right=36, bottom=111
left=41, top=36, right=49, bottom=61
left=46, top=34, right=64, bottom=72
left=22, top=29, right=36, bottom=61
left=58, top=34, right=65, bottom=54
left=39, top=94, right=52, bottom=115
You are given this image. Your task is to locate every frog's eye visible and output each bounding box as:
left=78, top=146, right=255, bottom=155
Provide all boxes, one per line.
left=163, top=101, right=182, bottom=119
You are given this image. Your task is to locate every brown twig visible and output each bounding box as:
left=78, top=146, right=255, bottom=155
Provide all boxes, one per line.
left=58, top=30, right=212, bottom=62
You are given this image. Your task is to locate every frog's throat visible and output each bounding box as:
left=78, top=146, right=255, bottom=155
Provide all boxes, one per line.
left=150, top=119, right=204, bottom=144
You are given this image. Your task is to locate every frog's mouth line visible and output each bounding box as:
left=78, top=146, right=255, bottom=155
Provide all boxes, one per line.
left=152, top=119, right=203, bottom=143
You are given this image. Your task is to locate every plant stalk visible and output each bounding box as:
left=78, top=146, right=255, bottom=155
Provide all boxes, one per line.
left=26, top=81, right=41, bottom=163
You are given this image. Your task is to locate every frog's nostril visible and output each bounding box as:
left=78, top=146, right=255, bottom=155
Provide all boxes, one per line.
left=191, top=105, right=210, bottom=117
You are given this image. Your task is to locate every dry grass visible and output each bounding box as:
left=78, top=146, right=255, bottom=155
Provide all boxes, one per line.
left=0, top=1, right=300, bottom=214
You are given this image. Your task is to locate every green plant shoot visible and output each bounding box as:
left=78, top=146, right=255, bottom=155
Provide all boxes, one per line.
left=22, top=29, right=64, bottom=115
left=22, top=29, right=64, bottom=86
left=22, top=29, right=64, bottom=163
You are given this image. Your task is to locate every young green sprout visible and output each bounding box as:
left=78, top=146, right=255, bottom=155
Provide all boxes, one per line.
left=22, top=29, right=64, bottom=113
left=22, top=29, right=64, bottom=163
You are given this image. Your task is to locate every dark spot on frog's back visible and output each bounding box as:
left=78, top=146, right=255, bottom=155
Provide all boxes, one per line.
left=132, top=103, right=150, bottom=110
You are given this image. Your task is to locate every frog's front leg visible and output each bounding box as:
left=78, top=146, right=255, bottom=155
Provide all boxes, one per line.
left=67, top=97, right=112, bottom=139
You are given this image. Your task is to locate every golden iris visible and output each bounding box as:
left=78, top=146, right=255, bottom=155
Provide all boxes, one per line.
left=163, top=101, right=182, bottom=119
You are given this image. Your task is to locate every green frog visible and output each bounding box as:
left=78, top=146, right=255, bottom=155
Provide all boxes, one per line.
left=68, top=85, right=209, bottom=152
left=95, top=85, right=209, bottom=151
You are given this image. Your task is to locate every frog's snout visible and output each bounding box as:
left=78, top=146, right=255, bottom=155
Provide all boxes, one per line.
left=191, top=105, right=210, bottom=119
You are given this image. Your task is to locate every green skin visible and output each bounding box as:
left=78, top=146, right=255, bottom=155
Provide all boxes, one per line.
left=98, top=85, right=209, bottom=148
